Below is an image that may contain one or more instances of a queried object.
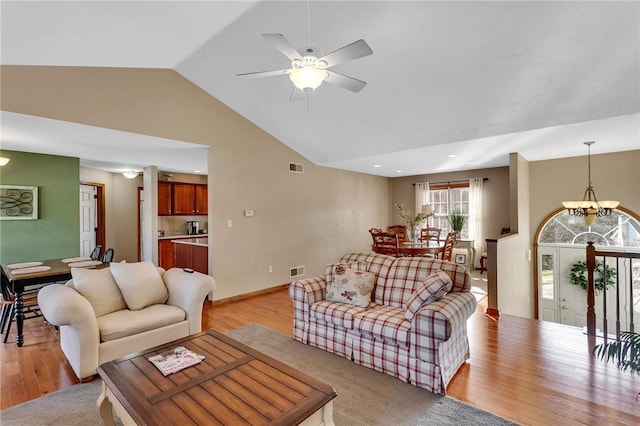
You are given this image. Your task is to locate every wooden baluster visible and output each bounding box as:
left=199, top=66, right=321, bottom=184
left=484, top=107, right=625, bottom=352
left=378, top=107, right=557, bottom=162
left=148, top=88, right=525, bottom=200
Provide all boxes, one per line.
left=586, top=242, right=596, bottom=337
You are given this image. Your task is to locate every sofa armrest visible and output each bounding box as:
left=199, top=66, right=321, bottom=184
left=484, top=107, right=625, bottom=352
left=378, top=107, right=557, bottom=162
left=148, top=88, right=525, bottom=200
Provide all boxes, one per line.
left=38, top=284, right=99, bottom=331
left=164, top=268, right=216, bottom=334
left=410, top=292, right=477, bottom=360
left=288, top=277, right=327, bottom=322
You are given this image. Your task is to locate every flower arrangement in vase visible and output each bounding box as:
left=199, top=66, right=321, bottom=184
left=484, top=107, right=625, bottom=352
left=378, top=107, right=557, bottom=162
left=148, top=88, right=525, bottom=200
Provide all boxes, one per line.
left=395, top=203, right=433, bottom=242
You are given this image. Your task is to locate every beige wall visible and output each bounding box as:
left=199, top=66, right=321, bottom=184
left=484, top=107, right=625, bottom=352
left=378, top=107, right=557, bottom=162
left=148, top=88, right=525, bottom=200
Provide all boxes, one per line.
left=529, top=150, right=640, bottom=239
left=2, top=66, right=390, bottom=300
left=390, top=166, right=511, bottom=240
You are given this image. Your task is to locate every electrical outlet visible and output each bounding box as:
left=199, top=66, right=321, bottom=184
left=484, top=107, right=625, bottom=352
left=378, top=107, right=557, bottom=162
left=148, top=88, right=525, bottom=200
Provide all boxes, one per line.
left=244, top=210, right=254, bottom=217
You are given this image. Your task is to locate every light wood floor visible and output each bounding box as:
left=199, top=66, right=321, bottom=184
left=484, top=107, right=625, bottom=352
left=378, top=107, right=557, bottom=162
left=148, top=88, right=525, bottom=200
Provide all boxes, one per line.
left=2, top=289, right=640, bottom=425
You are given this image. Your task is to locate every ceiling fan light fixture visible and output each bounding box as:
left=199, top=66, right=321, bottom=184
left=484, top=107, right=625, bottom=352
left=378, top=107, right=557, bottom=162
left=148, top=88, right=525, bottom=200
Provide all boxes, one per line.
left=289, top=67, right=328, bottom=91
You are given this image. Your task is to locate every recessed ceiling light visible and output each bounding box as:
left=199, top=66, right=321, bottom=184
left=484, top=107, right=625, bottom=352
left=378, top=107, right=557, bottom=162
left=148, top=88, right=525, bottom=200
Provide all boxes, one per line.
left=373, top=164, right=381, bottom=168
left=194, top=170, right=201, bottom=173
left=447, top=154, right=458, bottom=158
left=395, top=170, right=403, bottom=173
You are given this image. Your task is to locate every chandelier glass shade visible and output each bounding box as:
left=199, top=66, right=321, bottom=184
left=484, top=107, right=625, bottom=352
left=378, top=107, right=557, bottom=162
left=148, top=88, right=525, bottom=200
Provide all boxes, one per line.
left=289, top=67, right=328, bottom=92
left=562, top=141, right=619, bottom=226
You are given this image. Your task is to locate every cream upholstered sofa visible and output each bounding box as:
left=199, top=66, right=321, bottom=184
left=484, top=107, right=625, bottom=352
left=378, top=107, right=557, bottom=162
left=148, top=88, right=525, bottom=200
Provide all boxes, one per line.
left=38, top=261, right=215, bottom=380
left=289, top=252, right=476, bottom=394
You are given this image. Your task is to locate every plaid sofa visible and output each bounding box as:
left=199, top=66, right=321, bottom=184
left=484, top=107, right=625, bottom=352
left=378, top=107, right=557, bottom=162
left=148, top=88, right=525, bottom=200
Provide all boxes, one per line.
left=289, top=252, right=477, bottom=394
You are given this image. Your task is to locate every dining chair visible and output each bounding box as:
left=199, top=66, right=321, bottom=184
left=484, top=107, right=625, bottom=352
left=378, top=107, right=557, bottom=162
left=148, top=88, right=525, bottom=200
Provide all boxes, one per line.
left=369, top=228, right=383, bottom=245
left=372, top=231, right=401, bottom=257
left=387, top=225, right=407, bottom=242
left=102, top=248, right=115, bottom=264
left=440, top=231, right=459, bottom=262
left=90, top=245, right=103, bottom=261
left=420, top=227, right=441, bottom=243
left=1, top=274, right=44, bottom=343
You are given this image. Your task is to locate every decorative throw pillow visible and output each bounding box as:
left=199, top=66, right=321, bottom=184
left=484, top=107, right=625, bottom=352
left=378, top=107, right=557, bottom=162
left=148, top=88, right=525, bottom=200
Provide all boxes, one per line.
left=325, top=261, right=367, bottom=286
left=404, top=270, right=453, bottom=321
left=110, top=261, right=168, bottom=311
left=326, top=266, right=376, bottom=307
left=71, top=267, right=127, bottom=317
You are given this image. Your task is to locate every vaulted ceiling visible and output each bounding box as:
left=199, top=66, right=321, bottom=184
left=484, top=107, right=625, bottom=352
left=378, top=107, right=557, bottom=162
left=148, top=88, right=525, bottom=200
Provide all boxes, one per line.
left=1, top=1, right=638, bottom=176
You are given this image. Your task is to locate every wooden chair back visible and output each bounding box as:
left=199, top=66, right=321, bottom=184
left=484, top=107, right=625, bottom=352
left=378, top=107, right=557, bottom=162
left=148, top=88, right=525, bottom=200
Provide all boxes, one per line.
left=372, top=232, right=401, bottom=257
left=387, top=225, right=407, bottom=242
left=440, top=231, right=459, bottom=262
left=420, top=227, right=441, bottom=243
left=368, top=228, right=383, bottom=244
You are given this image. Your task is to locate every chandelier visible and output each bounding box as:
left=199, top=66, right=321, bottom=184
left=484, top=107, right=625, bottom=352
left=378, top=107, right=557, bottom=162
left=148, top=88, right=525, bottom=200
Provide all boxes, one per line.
left=562, top=141, right=619, bottom=226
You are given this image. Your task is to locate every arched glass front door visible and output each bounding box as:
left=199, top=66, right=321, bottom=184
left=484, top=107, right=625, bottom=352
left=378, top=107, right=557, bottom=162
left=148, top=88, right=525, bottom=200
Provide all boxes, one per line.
left=535, top=208, right=640, bottom=328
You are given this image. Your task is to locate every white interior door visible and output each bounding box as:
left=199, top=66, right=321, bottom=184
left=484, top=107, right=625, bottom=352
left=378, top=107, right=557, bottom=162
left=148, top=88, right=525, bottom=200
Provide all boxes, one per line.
left=80, top=184, right=97, bottom=257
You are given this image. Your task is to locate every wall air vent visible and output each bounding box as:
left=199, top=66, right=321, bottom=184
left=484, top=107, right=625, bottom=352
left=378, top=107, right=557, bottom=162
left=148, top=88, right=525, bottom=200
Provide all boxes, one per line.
left=290, top=266, right=305, bottom=278
left=289, top=162, right=304, bottom=173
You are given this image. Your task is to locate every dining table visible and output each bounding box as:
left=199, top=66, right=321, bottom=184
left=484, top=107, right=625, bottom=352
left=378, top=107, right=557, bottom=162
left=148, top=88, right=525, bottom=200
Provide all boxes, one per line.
left=399, top=240, right=444, bottom=257
left=1, top=257, right=104, bottom=346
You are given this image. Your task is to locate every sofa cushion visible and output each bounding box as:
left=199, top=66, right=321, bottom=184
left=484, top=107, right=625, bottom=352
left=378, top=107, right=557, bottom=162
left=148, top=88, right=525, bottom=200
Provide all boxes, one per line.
left=110, top=261, right=168, bottom=310
left=311, top=300, right=368, bottom=329
left=71, top=267, right=126, bottom=317
left=97, top=304, right=185, bottom=342
left=353, top=305, right=411, bottom=345
left=325, top=261, right=366, bottom=286
left=326, top=266, right=375, bottom=307
left=338, top=253, right=395, bottom=300
left=404, top=271, right=453, bottom=321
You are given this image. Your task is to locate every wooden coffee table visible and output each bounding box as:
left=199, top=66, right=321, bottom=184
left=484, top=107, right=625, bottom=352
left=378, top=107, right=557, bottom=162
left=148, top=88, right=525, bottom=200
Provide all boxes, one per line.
left=97, top=329, right=336, bottom=425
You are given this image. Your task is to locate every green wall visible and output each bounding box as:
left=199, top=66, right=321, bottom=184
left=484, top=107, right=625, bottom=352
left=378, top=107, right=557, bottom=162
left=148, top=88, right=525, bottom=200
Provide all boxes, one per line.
left=0, top=150, right=79, bottom=264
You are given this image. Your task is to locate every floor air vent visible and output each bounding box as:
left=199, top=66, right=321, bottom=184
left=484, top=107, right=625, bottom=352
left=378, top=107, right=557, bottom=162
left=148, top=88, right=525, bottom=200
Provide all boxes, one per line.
left=289, top=162, right=304, bottom=173
left=290, top=266, right=305, bottom=278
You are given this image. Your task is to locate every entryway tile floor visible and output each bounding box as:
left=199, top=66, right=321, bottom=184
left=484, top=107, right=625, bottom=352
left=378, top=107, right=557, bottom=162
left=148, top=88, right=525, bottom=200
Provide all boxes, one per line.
left=469, top=269, right=487, bottom=302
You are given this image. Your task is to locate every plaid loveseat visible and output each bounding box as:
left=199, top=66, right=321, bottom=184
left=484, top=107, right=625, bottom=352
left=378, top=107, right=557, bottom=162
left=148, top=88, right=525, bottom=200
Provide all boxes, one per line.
left=289, top=252, right=477, bottom=394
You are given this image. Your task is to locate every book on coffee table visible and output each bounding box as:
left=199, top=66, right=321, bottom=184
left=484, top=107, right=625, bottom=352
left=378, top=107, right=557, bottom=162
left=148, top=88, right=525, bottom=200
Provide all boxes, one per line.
left=148, top=346, right=204, bottom=376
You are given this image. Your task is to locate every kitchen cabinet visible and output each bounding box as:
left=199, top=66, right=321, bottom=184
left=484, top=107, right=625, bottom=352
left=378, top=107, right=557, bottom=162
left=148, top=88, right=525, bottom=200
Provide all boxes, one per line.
left=158, top=182, right=172, bottom=216
left=158, top=239, right=174, bottom=269
left=173, top=240, right=208, bottom=274
left=195, top=184, right=208, bottom=215
left=157, top=182, right=208, bottom=216
left=173, top=183, right=196, bottom=215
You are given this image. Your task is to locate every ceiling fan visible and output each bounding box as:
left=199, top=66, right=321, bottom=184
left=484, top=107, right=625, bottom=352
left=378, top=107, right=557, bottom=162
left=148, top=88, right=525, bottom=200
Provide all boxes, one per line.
left=237, top=33, right=373, bottom=99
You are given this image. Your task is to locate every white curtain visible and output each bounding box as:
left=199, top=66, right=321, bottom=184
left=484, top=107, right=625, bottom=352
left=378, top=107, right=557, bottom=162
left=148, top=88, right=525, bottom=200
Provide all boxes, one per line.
left=469, top=178, right=484, bottom=267
left=415, top=182, right=430, bottom=216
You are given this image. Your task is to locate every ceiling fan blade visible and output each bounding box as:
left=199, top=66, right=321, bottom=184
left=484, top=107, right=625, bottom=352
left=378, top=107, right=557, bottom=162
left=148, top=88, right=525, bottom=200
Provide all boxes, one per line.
left=289, top=88, right=306, bottom=102
left=319, top=39, right=373, bottom=67
left=262, top=34, right=302, bottom=61
left=324, top=70, right=367, bottom=93
left=237, top=69, right=292, bottom=79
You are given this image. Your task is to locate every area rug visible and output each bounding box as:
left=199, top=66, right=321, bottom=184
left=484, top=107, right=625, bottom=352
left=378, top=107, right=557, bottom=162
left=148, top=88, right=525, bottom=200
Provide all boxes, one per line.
left=1, top=324, right=517, bottom=425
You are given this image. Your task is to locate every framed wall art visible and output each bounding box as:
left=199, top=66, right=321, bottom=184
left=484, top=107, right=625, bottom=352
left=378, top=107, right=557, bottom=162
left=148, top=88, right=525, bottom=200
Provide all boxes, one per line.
left=454, top=253, right=467, bottom=265
left=0, top=185, right=38, bottom=220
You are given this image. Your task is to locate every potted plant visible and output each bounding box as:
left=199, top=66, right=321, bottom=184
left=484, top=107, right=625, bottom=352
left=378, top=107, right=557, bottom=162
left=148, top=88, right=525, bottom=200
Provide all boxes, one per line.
left=593, top=332, right=640, bottom=399
left=395, top=203, right=432, bottom=242
left=448, top=211, right=466, bottom=234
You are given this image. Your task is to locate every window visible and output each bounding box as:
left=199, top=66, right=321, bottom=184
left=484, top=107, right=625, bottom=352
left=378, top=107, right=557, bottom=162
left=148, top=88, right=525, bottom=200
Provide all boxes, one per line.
left=429, top=183, right=469, bottom=239
left=538, top=209, right=640, bottom=248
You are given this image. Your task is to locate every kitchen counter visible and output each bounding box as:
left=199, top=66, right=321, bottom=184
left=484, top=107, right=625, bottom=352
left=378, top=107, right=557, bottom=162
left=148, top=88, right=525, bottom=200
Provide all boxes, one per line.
left=171, top=238, right=208, bottom=247
left=158, top=234, right=207, bottom=240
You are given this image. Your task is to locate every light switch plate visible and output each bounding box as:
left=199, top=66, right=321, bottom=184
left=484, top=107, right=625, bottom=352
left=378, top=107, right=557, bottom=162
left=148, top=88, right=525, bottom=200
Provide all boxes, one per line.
left=227, top=220, right=232, bottom=228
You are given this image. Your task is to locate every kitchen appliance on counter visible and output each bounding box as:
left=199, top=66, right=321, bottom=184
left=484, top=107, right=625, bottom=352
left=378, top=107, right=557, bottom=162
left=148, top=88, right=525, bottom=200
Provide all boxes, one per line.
left=187, top=220, right=200, bottom=235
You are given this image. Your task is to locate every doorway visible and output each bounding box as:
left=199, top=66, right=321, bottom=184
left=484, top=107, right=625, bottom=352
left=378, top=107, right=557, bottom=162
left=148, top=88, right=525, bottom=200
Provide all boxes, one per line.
left=79, top=182, right=105, bottom=257
left=534, top=207, right=640, bottom=332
